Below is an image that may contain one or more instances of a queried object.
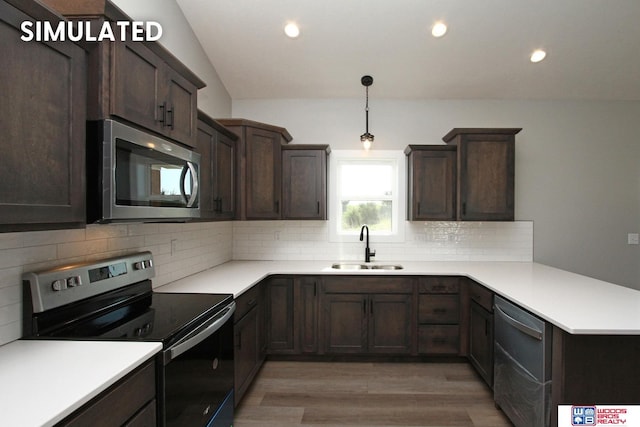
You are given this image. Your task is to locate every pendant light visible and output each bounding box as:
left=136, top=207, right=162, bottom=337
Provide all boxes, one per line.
left=360, top=75, right=374, bottom=150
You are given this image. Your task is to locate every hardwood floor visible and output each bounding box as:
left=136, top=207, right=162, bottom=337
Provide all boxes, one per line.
left=234, top=361, right=513, bottom=426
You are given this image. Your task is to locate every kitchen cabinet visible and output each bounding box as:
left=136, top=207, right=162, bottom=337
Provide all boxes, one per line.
left=443, top=128, right=521, bottom=221
left=295, top=276, right=321, bottom=354
left=0, top=0, right=86, bottom=232
left=59, top=360, right=156, bottom=427
left=196, top=111, right=238, bottom=220
left=265, top=277, right=296, bottom=354
left=405, top=145, right=456, bottom=220
left=417, top=277, right=462, bottom=355
left=467, top=279, right=494, bottom=387
left=282, top=146, right=330, bottom=220
left=322, top=277, right=416, bottom=354
left=217, top=119, right=293, bottom=220
left=41, top=0, right=205, bottom=148
left=233, top=284, right=264, bottom=406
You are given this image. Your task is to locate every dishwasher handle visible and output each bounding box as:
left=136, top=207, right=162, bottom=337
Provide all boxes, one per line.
left=494, top=304, right=543, bottom=341
left=166, top=301, right=236, bottom=363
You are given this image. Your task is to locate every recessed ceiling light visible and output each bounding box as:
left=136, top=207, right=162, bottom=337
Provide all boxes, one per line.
left=284, top=22, right=300, bottom=38
left=530, top=49, right=547, bottom=63
left=431, top=21, right=447, bottom=38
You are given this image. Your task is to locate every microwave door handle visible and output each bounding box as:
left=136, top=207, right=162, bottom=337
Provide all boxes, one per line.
left=180, top=161, right=199, bottom=208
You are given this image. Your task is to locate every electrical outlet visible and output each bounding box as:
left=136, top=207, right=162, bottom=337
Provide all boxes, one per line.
left=628, top=233, right=639, bottom=245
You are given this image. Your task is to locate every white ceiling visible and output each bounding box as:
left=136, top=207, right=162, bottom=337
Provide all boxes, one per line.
left=176, top=0, right=640, bottom=101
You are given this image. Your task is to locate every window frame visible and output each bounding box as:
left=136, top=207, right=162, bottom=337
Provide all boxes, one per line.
left=329, top=149, right=406, bottom=243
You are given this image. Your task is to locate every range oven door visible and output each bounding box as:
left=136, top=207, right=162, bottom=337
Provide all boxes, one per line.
left=160, top=302, right=235, bottom=427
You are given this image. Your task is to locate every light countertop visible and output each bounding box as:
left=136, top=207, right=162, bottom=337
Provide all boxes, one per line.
left=157, top=260, right=640, bottom=335
left=0, top=340, right=161, bottom=427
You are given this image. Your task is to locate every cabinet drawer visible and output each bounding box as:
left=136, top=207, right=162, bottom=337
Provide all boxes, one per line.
left=419, top=277, right=459, bottom=294
left=61, top=360, right=156, bottom=427
left=323, top=276, right=414, bottom=294
left=469, top=281, right=493, bottom=312
left=418, top=325, right=460, bottom=354
left=235, top=284, right=261, bottom=321
left=419, top=295, right=459, bottom=324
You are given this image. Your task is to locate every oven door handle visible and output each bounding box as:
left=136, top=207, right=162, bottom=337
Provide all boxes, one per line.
left=166, top=301, right=236, bottom=363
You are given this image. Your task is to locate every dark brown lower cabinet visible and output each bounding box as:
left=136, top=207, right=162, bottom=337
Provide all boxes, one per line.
left=296, top=276, right=320, bottom=354
left=233, top=284, right=263, bottom=406
left=417, top=277, right=462, bottom=355
left=59, top=360, right=156, bottom=427
left=265, top=277, right=296, bottom=353
left=467, top=280, right=494, bottom=387
left=322, top=277, right=415, bottom=355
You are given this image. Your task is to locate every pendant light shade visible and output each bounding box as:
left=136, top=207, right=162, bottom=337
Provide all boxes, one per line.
left=360, top=75, right=374, bottom=150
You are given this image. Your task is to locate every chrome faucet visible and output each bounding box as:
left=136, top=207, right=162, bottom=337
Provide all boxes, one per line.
left=359, top=225, right=376, bottom=263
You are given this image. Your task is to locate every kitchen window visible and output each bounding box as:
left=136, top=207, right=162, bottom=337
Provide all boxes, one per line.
left=329, top=150, right=405, bottom=242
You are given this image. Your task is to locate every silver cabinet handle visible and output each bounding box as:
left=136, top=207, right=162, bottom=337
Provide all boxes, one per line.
left=167, top=302, right=235, bottom=362
left=494, top=304, right=543, bottom=340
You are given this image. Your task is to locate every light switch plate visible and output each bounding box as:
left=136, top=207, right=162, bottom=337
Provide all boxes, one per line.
left=628, top=233, right=639, bottom=245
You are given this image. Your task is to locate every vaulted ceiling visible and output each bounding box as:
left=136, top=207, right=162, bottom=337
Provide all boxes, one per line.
left=176, top=0, right=640, bottom=101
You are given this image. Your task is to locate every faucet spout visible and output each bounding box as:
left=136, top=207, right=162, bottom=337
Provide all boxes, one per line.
left=359, top=225, right=376, bottom=263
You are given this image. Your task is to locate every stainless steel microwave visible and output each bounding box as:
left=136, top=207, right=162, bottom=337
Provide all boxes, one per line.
left=87, top=119, right=200, bottom=223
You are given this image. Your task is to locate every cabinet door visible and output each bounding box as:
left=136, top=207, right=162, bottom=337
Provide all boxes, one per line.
left=369, top=294, right=413, bottom=354
left=164, top=67, right=198, bottom=147
left=234, top=305, right=259, bottom=405
left=458, top=135, right=515, bottom=220
left=282, top=149, right=326, bottom=219
left=323, top=293, right=368, bottom=354
left=196, top=121, right=216, bottom=218
left=214, top=132, right=236, bottom=219
left=111, top=40, right=164, bottom=134
left=0, top=1, right=86, bottom=231
left=408, top=149, right=456, bottom=220
left=265, top=277, right=295, bottom=353
left=296, top=276, right=319, bottom=354
left=245, top=128, right=282, bottom=219
left=469, top=300, right=494, bottom=387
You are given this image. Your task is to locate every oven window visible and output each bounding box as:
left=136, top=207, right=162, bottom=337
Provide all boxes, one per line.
left=115, top=139, right=196, bottom=208
left=163, top=316, right=234, bottom=427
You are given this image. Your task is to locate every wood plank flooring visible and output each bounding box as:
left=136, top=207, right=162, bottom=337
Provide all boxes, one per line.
left=234, top=361, right=513, bottom=427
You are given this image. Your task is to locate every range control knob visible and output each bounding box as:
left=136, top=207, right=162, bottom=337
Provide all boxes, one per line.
left=134, top=260, right=153, bottom=270
left=51, top=279, right=65, bottom=292
left=66, top=276, right=82, bottom=287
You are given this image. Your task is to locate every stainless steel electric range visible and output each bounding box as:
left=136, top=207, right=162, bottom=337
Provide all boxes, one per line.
left=22, top=251, right=235, bottom=427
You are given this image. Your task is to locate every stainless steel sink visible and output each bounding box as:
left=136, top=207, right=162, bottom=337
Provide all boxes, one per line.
left=330, top=263, right=403, bottom=270
left=370, top=264, right=404, bottom=270
left=330, top=263, right=369, bottom=270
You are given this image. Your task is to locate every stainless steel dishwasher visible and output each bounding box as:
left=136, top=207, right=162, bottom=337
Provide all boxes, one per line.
left=494, top=295, right=553, bottom=427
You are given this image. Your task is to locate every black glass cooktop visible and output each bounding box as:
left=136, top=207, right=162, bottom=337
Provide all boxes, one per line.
left=36, top=287, right=233, bottom=346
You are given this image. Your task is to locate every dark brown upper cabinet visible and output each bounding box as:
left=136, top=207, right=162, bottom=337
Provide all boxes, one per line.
left=282, top=145, right=330, bottom=220
left=41, top=0, right=205, bottom=148
left=405, top=145, right=457, bottom=221
left=0, top=0, right=87, bottom=232
left=443, top=128, right=521, bottom=221
left=196, top=111, right=238, bottom=220
left=216, top=119, right=293, bottom=220
left=406, top=128, right=521, bottom=222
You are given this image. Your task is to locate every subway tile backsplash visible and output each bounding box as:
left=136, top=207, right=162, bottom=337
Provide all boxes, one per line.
left=233, top=220, right=533, bottom=262
left=0, top=220, right=532, bottom=346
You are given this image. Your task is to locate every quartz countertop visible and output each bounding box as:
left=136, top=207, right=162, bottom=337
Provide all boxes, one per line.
left=0, top=340, right=161, bottom=427
left=157, top=260, right=640, bottom=335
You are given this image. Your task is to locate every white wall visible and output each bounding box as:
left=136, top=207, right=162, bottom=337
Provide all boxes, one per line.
left=111, top=0, right=232, bottom=118
left=233, top=99, right=640, bottom=289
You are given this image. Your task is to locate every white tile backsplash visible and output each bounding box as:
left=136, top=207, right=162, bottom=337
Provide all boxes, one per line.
left=0, top=219, right=532, bottom=346
left=233, top=220, right=533, bottom=263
